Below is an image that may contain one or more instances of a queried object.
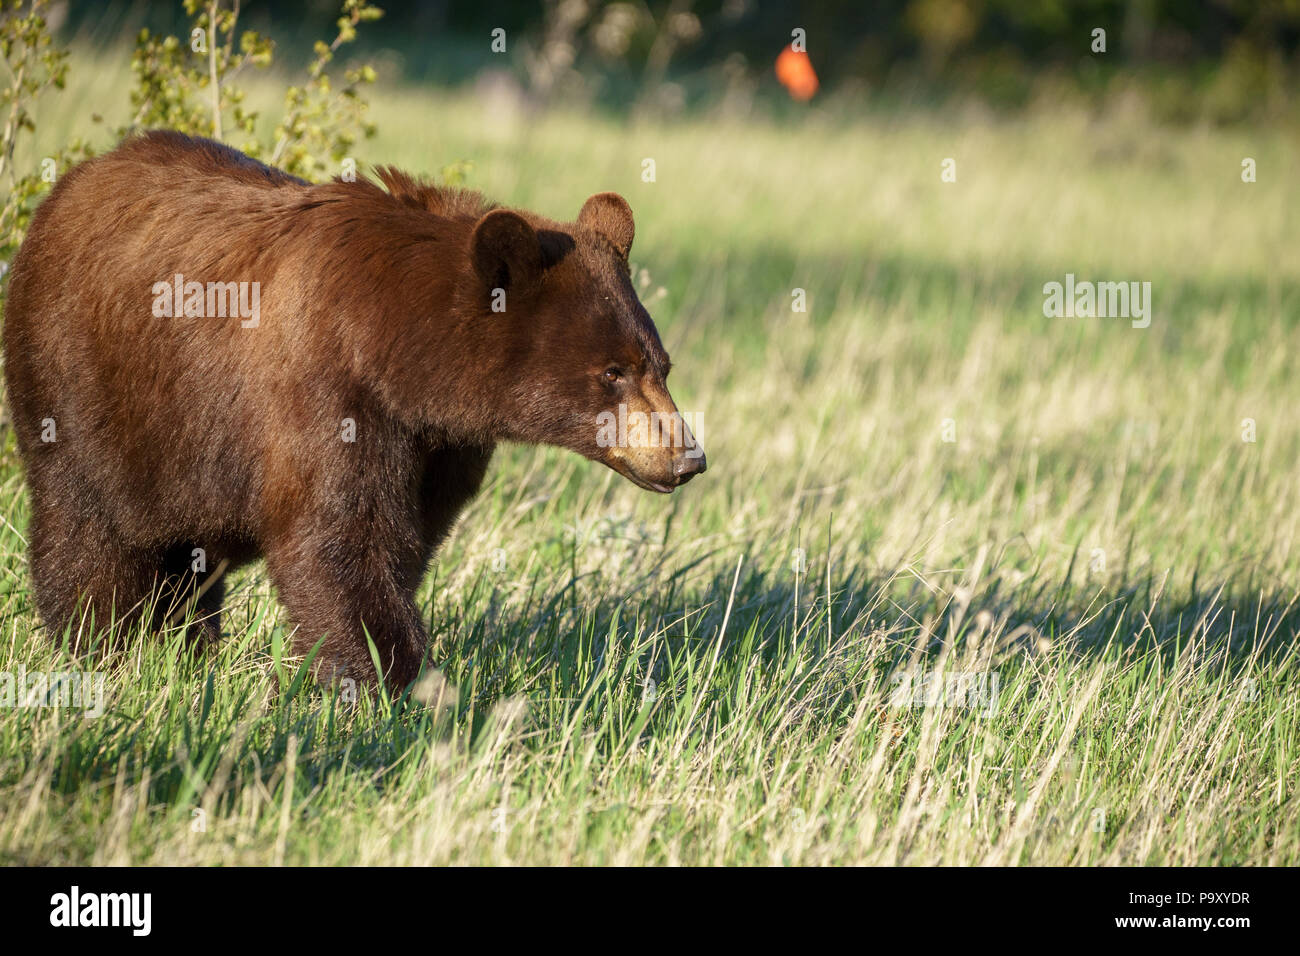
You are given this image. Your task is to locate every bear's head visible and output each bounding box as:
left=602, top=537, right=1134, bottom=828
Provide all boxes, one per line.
left=470, top=192, right=706, bottom=493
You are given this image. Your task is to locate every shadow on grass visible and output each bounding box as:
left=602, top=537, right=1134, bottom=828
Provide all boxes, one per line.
left=8, top=545, right=1293, bottom=818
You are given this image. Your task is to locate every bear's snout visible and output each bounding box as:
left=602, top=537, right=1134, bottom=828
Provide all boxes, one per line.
left=603, top=436, right=707, bottom=494
left=673, top=450, right=707, bottom=484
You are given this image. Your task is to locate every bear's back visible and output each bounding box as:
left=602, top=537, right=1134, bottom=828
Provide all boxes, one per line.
left=111, top=129, right=309, bottom=189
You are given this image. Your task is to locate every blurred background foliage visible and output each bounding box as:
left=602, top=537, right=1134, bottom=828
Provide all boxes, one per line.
left=49, top=0, right=1300, bottom=124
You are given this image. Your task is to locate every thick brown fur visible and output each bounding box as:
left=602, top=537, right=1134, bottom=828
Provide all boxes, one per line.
left=2, top=130, right=705, bottom=691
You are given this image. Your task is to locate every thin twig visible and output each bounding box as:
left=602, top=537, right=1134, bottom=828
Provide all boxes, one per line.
left=207, top=1, right=222, bottom=140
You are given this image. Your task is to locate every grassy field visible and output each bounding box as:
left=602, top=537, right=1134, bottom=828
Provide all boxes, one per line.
left=0, top=47, right=1297, bottom=865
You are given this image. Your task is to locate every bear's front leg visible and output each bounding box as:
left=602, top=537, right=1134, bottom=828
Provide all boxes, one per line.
left=264, top=525, right=430, bottom=693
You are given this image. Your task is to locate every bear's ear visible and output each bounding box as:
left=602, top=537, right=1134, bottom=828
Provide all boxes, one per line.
left=578, top=192, right=634, bottom=259
left=471, top=209, right=544, bottom=293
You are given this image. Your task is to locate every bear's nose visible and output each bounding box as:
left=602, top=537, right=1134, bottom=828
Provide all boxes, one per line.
left=673, top=451, right=707, bottom=484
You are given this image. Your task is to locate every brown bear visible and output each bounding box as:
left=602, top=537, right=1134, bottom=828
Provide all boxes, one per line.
left=2, top=130, right=705, bottom=691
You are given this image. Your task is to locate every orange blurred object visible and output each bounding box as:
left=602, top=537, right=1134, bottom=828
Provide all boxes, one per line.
left=775, top=45, right=819, bottom=101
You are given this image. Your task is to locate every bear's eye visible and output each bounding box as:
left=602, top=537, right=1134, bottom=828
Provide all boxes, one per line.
left=603, top=368, right=623, bottom=384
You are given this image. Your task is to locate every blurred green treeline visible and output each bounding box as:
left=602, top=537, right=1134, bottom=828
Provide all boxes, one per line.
left=56, top=0, right=1300, bottom=123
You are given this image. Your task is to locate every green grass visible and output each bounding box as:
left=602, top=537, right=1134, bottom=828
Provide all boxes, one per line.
left=0, top=47, right=1297, bottom=865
